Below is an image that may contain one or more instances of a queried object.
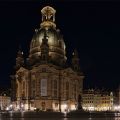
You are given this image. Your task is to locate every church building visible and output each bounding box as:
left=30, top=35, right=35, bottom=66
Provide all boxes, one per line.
left=11, top=6, right=84, bottom=112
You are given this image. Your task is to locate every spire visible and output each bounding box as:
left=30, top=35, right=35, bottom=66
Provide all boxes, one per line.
left=72, top=49, right=80, bottom=72
left=72, top=49, right=79, bottom=58
left=15, top=45, right=24, bottom=69
left=40, top=6, right=56, bottom=29
left=17, top=45, right=23, bottom=58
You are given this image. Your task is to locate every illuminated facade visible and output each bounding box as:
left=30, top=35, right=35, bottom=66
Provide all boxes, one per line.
left=0, top=94, right=11, bottom=110
left=113, top=86, right=120, bottom=111
left=82, top=89, right=113, bottom=111
left=11, top=6, right=84, bottom=112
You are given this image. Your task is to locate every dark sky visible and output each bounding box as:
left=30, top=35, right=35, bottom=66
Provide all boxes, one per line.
left=0, top=0, right=119, bottom=90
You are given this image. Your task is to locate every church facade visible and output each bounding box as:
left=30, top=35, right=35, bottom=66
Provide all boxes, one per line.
left=11, top=6, right=84, bottom=112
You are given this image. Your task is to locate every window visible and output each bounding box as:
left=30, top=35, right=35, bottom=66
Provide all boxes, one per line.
left=22, top=81, right=25, bottom=90
left=74, top=84, right=76, bottom=99
left=43, top=55, right=46, bottom=60
left=42, top=68, right=46, bottom=72
left=32, top=80, right=35, bottom=89
left=53, top=80, right=57, bottom=98
left=54, top=90, right=57, bottom=98
left=41, top=102, right=45, bottom=110
left=55, top=103, right=58, bottom=108
left=22, top=91, right=25, bottom=99
left=54, top=80, right=57, bottom=89
left=66, top=82, right=69, bottom=99
left=33, top=90, right=35, bottom=98
left=66, top=82, right=69, bottom=90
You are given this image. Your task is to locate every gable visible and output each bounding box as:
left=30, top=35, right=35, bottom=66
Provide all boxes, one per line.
left=16, top=67, right=28, bottom=74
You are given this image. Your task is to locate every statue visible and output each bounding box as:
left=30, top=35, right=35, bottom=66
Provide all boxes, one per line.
left=77, top=94, right=83, bottom=110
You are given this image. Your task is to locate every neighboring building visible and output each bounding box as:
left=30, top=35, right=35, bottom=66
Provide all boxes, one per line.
left=113, top=86, right=120, bottom=111
left=0, top=94, right=11, bottom=110
left=11, top=6, right=84, bottom=112
left=82, top=89, right=113, bottom=111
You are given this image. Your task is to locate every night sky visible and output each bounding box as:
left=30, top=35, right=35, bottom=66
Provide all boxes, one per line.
left=0, top=0, right=119, bottom=90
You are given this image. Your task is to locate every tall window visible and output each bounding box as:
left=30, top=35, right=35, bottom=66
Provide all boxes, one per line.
left=66, top=82, right=69, bottom=99
left=32, top=80, right=35, bottom=89
left=53, top=80, right=57, bottom=98
left=32, top=80, right=35, bottom=98
left=22, top=91, right=25, bottom=99
left=33, top=90, right=35, bottom=98
left=74, top=84, right=76, bottom=100
left=22, top=81, right=25, bottom=90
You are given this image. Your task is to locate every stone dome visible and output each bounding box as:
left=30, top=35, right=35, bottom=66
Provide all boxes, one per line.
left=29, top=6, right=67, bottom=65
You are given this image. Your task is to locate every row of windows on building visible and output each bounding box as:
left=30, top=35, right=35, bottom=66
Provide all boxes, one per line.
left=21, top=80, right=78, bottom=99
left=83, top=101, right=112, bottom=104
left=83, top=97, right=111, bottom=100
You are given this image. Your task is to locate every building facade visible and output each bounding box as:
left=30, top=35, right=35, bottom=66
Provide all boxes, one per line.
left=113, top=86, right=120, bottom=111
left=0, top=94, right=11, bottom=110
left=11, top=6, right=84, bottom=112
left=82, top=89, right=113, bottom=111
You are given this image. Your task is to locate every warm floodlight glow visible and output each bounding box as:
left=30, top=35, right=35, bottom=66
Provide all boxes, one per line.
left=61, top=103, right=68, bottom=112
left=70, top=104, right=76, bottom=110
left=114, top=105, right=120, bottom=111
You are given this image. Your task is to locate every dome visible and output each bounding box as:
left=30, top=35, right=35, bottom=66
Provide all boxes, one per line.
left=29, top=6, right=67, bottom=65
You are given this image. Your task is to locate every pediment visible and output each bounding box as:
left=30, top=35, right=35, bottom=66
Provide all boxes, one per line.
left=16, top=67, right=28, bottom=74
left=31, top=64, right=59, bottom=74
left=62, top=67, right=77, bottom=76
